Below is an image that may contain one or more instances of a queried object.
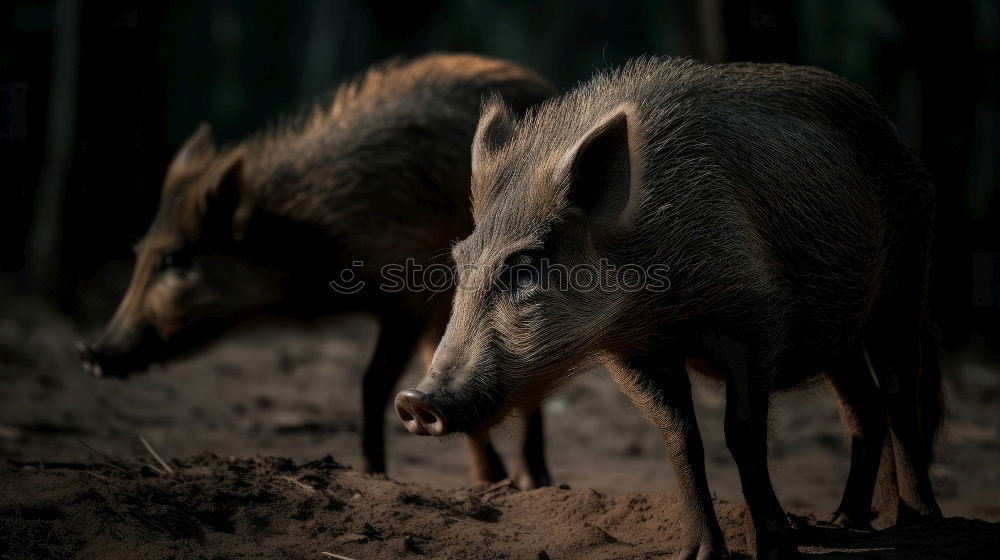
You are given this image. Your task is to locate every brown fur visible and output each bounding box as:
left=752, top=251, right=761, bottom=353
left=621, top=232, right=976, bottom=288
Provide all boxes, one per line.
left=79, top=53, right=556, bottom=484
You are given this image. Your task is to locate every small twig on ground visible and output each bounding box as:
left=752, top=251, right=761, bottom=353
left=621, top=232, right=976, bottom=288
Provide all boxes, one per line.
left=75, top=439, right=135, bottom=477
left=477, top=478, right=517, bottom=500
left=320, top=553, right=358, bottom=560
left=83, top=470, right=110, bottom=482
left=75, top=439, right=116, bottom=463
left=140, top=461, right=166, bottom=476
left=139, top=436, right=174, bottom=474
left=278, top=475, right=316, bottom=494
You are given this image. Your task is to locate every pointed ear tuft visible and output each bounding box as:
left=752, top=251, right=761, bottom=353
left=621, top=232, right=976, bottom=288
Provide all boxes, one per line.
left=170, top=123, right=216, bottom=174
left=471, top=101, right=514, bottom=174
left=555, top=104, right=640, bottom=225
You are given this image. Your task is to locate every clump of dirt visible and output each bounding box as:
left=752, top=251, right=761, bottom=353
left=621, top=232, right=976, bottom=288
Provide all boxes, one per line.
left=2, top=454, right=997, bottom=560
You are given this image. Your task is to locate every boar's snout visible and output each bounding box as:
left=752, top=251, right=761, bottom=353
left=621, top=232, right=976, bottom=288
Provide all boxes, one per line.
left=76, top=341, right=105, bottom=378
left=394, top=389, right=448, bottom=436
left=75, top=323, right=161, bottom=379
left=76, top=340, right=137, bottom=379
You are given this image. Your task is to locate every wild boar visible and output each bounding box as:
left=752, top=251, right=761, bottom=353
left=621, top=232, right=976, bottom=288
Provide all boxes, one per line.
left=76, top=53, right=556, bottom=487
left=394, top=57, right=942, bottom=559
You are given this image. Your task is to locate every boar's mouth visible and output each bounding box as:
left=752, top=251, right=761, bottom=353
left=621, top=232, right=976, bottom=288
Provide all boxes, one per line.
left=76, top=340, right=160, bottom=379
left=77, top=321, right=227, bottom=379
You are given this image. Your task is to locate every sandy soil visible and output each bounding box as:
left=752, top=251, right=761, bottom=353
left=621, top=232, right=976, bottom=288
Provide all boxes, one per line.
left=2, top=290, right=999, bottom=558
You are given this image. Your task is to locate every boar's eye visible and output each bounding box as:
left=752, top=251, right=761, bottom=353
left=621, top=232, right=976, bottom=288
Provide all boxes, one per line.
left=514, top=266, right=536, bottom=290
left=159, top=248, right=195, bottom=272
left=502, top=252, right=545, bottom=293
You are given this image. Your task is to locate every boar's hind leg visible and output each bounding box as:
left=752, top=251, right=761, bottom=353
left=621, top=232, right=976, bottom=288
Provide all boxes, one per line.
left=608, top=355, right=726, bottom=560
left=826, top=347, right=888, bottom=530
left=507, top=408, right=552, bottom=489
left=361, top=319, right=422, bottom=475
left=865, top=322, right=943, bottom=525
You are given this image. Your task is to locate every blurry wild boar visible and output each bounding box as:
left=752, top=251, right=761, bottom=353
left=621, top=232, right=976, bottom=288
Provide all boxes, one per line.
left=395, top=58, right=942, bottom=559
left=77, top=53, right=555, bottom=486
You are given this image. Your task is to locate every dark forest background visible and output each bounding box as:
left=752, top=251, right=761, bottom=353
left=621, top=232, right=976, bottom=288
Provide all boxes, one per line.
left=1, top=0, right=998, bottom=348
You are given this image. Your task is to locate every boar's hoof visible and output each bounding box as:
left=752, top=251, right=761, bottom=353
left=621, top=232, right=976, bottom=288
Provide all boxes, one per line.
left=752, top=532, right=800, bottom=560
left=394, top=389, right=447, bottom=436
left=894, top=503, right=944, bottom=527
left=830, top=510, right=873, bottom=531
left=509, top=465, right=551, bottom=490
left=674, top=536, right=728, bottom=560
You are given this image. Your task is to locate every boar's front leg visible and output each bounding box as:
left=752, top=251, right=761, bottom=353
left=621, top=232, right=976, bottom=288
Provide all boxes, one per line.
left=609, top=355, right=726, bottom=560
left=466, top=431, right=509, bottom=484
left=724, top=384, right=798, bottom=559
left=360, top=318, right=422, bottom=474
left=703, top=330, right=798, bottom=560
left=507, top=408, right=552, bottom=489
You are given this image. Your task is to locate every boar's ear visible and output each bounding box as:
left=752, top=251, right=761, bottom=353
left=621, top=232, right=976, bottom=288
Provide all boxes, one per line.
left=170, top=123, right=217, bottom=175
left=471, top=100, right=514, bottom=174
left=555, top=104, right=640, bottom=225
left=204, top=151, right=254, bottom=241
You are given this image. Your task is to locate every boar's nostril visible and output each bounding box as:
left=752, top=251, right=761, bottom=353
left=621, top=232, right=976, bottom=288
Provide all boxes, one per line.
left=76, top=342, right=103, bottom=378
left=397, top=407, right=415, bottom=423
left=394, top=389, right=447, bottom=437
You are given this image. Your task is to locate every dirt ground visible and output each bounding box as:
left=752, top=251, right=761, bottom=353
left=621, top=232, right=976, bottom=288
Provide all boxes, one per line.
left=2, top=290, right=999, bottom=558
left=4, top=454, right=999, bottom=560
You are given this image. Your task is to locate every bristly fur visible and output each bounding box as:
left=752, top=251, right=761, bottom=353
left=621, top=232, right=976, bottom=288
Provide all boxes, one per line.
left=111, top=50, right=557, bottom=355
left=421, top=54, right=939, bottom=454
left=472, top=55, right=930, bottom=375
left=158, top=53, right=555, bottom=273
